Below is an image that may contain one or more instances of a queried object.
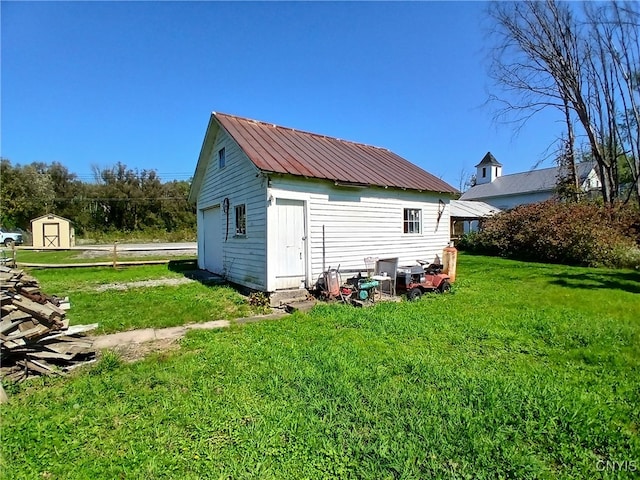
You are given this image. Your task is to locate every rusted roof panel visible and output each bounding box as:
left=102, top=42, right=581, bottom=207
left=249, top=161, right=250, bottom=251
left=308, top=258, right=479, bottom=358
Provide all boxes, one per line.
left=215, top=112, right=458, bottom=194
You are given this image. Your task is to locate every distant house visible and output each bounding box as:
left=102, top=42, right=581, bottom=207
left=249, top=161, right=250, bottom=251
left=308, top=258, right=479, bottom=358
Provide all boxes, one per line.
left=188, top=112, right=458, bottom=292
left=450, top=200, right=501, bottom=239
left=460, top=152, right=601, bottom=210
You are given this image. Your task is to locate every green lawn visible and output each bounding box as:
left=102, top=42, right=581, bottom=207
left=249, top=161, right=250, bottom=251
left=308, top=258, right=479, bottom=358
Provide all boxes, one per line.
left=31, top=263, right=262, bottom=334
left=1, top=254, right=639, bottom=479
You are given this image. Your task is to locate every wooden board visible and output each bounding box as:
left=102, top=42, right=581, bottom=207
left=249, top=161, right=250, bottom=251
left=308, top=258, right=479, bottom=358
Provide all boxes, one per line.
left=1, top=266, right=97, bottom=382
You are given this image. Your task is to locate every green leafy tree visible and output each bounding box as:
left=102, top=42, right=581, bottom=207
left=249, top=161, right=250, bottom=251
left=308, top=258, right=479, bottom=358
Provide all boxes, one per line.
left=90, top=163, right=195, bottom=233
left=1, top=158, right=195, bottom=238
left=0, top=159, right=56, bottom=229
left=30, top=161, right=90, bottom=226
left=161, top=180, right=196, bottom=231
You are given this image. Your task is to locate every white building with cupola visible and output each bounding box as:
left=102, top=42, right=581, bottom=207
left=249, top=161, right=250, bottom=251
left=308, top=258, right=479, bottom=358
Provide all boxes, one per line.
left=460, top=152, right=601, bottom=210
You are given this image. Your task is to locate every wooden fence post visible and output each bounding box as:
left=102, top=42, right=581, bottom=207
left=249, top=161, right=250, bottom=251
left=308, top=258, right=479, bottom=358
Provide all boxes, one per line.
left=112, top=242, right=118, bottom=268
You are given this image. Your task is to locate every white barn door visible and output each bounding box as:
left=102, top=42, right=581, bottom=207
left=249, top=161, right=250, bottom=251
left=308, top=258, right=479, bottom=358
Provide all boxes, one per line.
left=274, top=199, right=306, bottom=289
left=202, top=206, right=222, bottom=274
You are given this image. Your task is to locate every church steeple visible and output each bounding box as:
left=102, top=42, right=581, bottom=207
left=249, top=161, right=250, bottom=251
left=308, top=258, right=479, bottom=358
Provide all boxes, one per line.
left=475, top=152, right=502, bottom=185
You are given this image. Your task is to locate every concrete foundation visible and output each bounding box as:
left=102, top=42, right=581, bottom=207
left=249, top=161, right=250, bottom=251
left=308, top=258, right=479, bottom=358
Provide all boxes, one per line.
left=269, top=288, right=310, bottom=307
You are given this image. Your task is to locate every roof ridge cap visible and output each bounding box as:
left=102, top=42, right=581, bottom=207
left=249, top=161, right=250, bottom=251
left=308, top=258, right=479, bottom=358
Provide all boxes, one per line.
left=496, top=162, right=595, bottom=179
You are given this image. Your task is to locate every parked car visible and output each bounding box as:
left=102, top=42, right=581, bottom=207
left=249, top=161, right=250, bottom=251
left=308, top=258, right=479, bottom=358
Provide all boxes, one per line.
left=0, top=227, right=24, bottom=247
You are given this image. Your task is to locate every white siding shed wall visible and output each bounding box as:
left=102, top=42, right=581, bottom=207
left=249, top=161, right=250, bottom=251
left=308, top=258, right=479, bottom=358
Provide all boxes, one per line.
left=197, top=129, right=268, bottom=289
left=267, top=175, right=452, bottom=290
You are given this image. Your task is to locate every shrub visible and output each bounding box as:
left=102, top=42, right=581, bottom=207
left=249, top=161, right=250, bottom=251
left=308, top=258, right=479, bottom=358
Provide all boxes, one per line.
left=461, top=201, right=640, bottom=268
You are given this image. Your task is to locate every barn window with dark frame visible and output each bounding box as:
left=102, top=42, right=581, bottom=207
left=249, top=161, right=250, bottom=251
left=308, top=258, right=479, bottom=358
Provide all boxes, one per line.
left=235, top=204, right=246, bottom=236
left=218, top=147, right=226, bottom=169
left=403, top=208, right=421, bottom=234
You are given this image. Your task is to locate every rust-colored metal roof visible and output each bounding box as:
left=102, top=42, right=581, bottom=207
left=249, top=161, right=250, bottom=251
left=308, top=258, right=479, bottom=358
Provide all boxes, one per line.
left=214, top=112, right=458, bottom=194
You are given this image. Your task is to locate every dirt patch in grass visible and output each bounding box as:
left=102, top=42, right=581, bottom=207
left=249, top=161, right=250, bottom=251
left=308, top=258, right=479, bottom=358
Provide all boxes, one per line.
left=95, top=277, right=195, bottom=292
left=103, top=337, right=182, bottom=363
left=76, top=249, right=196, bottom=259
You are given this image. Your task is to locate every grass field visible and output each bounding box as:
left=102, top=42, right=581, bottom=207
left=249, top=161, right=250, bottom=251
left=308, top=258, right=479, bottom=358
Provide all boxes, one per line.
left=1, top=254, right=639, bottom=478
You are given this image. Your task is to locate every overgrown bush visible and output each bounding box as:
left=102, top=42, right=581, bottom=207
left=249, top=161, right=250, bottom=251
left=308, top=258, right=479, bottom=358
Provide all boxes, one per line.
left=460, top=201, right=640, bottom=268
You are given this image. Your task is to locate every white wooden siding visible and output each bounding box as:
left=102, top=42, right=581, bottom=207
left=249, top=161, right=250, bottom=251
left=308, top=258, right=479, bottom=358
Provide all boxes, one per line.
left=476, top=168, right=601, bottom=211
left=267, top=175, right=452, bottom=289
left=481, top=191, right=552, bottom=210
left=582, top=169, right=602, bottom=191
left=196, top=128, right=268, bottom=289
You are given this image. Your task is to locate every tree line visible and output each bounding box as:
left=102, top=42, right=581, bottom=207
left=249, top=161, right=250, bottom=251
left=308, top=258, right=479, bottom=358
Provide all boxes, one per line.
left=488, top=0, right=640, bottom=206
left=0, top=159, right=196, bottom=237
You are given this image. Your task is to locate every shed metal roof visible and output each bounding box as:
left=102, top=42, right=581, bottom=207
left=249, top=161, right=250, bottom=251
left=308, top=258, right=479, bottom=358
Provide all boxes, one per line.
left=213, top=113, right=458, bottom=194
left=460, top=162, right=597, bottom=201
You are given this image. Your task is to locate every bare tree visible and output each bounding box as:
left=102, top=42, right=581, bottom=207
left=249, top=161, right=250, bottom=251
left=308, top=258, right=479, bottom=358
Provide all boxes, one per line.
left=455, top=167, right=471, bottom=193
left=584, top=1, right=640, bottom=205
left=487, top=1, right=587, bottom=198
left=488, top=0, right=640, bottom=205
left=556, top=98, right=580, bottom=201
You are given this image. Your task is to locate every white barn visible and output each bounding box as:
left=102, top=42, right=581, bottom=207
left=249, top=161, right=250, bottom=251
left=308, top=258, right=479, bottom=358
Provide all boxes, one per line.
left=188, top=113, right=458, bottom=292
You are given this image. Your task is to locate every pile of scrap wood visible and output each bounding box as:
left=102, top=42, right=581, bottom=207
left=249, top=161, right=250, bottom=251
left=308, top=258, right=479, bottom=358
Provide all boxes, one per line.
left=0, top=265, right=98, bottom=382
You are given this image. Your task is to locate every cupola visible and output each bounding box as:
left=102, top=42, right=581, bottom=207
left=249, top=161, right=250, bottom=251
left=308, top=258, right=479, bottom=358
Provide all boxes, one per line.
left=475, top=152, right=502, bottom=185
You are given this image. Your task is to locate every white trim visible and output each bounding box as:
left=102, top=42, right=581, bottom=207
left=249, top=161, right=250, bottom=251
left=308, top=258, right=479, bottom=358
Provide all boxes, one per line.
left=199, top=201, right=221, bottom=211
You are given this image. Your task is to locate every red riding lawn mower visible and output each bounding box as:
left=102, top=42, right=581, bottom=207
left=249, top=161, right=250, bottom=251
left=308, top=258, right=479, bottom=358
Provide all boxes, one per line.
left=396, top=260, right=451, bottom=301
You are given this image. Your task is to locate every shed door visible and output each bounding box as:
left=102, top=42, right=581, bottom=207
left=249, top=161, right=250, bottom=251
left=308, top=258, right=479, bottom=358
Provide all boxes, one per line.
left=274, top=199, right=307, bottom=289
left=202, top=207, right=222, bottom=274
left=43, top=223, right=60, bottom=248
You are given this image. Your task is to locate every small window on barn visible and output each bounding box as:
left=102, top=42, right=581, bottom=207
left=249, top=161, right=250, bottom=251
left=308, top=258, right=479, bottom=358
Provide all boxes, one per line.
left=482, top=167, right=486, bottom=178
left=235, top=204, right=246, bottom=236
left=218, top=147, right=226, bottom=169
left=403, top=208, right=421, bottom=234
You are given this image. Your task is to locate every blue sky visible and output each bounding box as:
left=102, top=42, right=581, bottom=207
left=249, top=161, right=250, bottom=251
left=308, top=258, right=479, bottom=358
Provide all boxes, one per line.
left=2, top=1, right=563, bottom=191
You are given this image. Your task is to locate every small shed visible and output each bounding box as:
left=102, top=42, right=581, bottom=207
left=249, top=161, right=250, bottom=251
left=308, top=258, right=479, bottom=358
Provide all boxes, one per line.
left=31, top=214, right=75, bottom=249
